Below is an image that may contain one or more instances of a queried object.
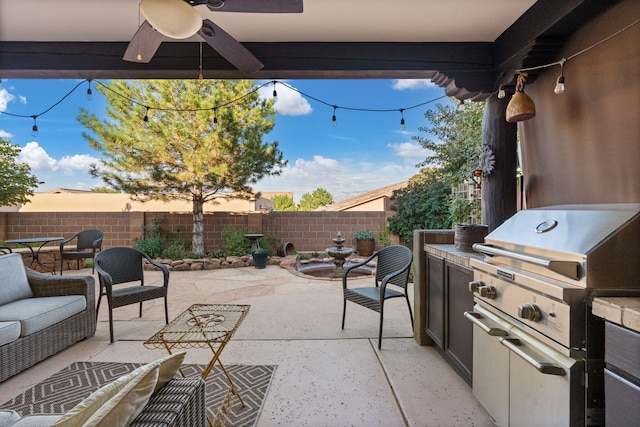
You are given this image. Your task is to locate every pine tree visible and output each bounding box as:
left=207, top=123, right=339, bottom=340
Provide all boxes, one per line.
left=78, top=80, right=286, bottom=254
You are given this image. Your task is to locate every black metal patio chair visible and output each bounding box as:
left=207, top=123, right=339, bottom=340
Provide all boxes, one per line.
left=342, top=245, right=414, bottom=349
left=59, top=229, right=104, bottom=274
left=94, top=247, right=170, bottom=343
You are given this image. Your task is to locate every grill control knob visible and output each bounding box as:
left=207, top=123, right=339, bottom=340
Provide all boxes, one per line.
left=478, top=285, right=497, bottom=299
left=518, top=304, right=542, bottom=322
left=468, top=280, right=483, bottom=293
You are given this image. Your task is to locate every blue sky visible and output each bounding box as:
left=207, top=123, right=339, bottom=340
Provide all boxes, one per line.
left=0, top=78, right=448, bottom=202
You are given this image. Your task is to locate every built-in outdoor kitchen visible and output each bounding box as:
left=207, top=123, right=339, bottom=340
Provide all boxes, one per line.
left=413, top=1, right=640, bottom=425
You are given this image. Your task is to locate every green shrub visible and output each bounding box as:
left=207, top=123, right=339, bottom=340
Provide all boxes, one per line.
left=377, top=226, right=392, bottom=247
left=353, top=229, right=375, bottom=240
left=221, top=225, right=252, bottom=256
left=162, top=236, right=187, bottom=260
left=133, top=235, right=165, bottom=258
left=186, top=252, right=207, bottom=259
left=209, top=249, right=226, bottom=259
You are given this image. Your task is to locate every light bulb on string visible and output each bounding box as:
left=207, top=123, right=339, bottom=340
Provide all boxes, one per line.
left=497, top=85, right=506, bottom=99
left=399, top=109, right=405, bottom=130
left=272, top=80, right=278, bottom=102
left=31, top=116, right=38, bottom=137
left=331, top=106, right=337, bottom=127
left=86, top=80, right=93, bottom=100
left=554, top=58, right=567, bottom=94
left=212, top=108, right=218, bottom=127
left=143, top=107, right=149, bottom=123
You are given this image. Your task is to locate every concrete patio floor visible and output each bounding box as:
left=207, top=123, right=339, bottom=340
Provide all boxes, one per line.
left=0, top=264, right=492, bottom=426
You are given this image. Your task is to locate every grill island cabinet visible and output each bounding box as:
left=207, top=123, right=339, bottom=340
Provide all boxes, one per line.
left=425, top=251, right=474, bottom=385
left=604, top=322, right=640, bottom=426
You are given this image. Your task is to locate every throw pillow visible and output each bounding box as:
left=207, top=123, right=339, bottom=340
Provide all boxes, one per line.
left=51, top=352, right=186, bottom=427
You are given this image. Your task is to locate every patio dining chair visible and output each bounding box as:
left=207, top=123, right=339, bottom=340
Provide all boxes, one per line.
left=342, top=245, right=414, bottom=349
left=59, top=229, right=104, bottom=274
left=94, top=247, right=170, bottom=343
left=0, top=246, right=12, bottom=255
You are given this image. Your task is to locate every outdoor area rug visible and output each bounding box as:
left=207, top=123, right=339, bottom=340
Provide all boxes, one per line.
left=1, top=361, right=277, bottom=427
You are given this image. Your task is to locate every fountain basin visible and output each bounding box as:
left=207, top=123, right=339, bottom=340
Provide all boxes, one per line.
left=286, top=258, right=375, bottom=281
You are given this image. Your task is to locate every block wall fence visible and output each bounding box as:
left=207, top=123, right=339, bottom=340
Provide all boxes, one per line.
left=0, top=211, right=399, bottom=254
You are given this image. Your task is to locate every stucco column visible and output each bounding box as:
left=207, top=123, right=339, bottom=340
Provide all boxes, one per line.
left=481, top=94, right=518, bottom=230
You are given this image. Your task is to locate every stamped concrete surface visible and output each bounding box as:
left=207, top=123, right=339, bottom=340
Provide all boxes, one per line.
left=0, top=265, right=492, bottom=426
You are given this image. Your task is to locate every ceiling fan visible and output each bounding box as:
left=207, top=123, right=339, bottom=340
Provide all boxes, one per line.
left=123, top=0, right=303, bottom=74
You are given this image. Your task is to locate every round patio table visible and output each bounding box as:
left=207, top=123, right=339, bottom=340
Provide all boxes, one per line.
left=5, top=236, right=64, bottom=274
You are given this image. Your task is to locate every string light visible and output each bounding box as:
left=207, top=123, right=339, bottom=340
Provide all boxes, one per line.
left=554, top=58, right=566, bottom=94
left=198, top=42, right=203, bottom=80
left=86, top=80, right=93, bottom=100
left=143, top=107, right=149, bottom=122
left=272, top=80, right=278, bottom=102
left=399, top=109, right=405, bottom=130
left=212, top=108, right=218, bottom=127
left=31, top=115, right=38, bottom=137
left=497, top=85, right=506, bottom=99
left=331, top=106, right=337, bottom=127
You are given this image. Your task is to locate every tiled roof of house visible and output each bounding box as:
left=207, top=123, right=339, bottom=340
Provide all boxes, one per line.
left=317, top=181, right=407, bottom=211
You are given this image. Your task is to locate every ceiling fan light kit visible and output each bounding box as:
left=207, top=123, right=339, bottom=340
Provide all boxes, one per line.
left=124, top=0, right=304, bottom=73
left=140, top=0, right=202, bottom=39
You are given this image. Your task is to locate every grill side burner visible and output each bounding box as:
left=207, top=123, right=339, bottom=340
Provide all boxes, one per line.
left=466, top=204, right=640, bottom=426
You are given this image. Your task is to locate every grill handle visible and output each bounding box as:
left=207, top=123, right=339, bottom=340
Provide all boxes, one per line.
left=464, top=311, right=508, bottom=336
left=472, top=244, right=580, bottom=280
left=499, top=337, right=566, bottom=376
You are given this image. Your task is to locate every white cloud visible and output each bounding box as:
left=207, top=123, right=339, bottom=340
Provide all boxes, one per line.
left=388, top=141, right=430, bottom=159
left=0, top=88, right=16, bottom=112
left=57, top=154, right=101, bottom=175
left=258, top=81, right=312, bottom=116
left=18, top=142, right=58, bottom=170
left=0, top=130, right=14, bottom=138
left=17, top=142, right=99, bottom=175
left=391, top=79, right=436, bottom=90
left=19, top=95, right=27, bottom=104
left=256, top=154, right=420, bottom=202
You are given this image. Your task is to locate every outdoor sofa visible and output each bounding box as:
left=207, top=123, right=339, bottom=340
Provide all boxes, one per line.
left=0, top=253, right=96, bottom=383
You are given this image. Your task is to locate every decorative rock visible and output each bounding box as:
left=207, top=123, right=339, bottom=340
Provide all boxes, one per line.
left=190, top=262, right=203, bottom=271
left=230, top=259, right=245, bottom=268
left=203, top=260, right=220, bottom=270
left=279, top=255, right=300, bottom=269
left=173, top=263, right=191, bottom=271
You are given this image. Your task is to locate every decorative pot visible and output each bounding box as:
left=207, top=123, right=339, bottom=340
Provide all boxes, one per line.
left=252, top=252, right=269, bottom=269
left=356, top=239, right=375, bottom=257
left=454, top=224, right=489, bottom=252
left=277, top=242, right=295, bottom=257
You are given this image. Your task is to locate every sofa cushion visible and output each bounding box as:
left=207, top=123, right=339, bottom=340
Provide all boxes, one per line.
left=11, top=415, right=62, bottom=426
left=52, top=352, right=186, bottom=427
left=0, top=254, right=33, bottom=306
left=0, top=296, right=86, bottom=337
left=0, top=321, right=21, bottom=346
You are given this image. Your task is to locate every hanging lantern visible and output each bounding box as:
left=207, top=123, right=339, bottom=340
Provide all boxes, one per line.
left=506, top=73, right=536, bottom=122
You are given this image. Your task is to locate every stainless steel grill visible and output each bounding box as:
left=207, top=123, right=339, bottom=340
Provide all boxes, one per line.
left=466, top=204, right=640, bottom=426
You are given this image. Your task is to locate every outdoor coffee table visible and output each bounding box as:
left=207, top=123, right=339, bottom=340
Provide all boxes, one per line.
left=144, top=304, right=250, bottom=425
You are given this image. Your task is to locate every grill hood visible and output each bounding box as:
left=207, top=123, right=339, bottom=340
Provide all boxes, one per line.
left=473, top=204, right=640, bottom=288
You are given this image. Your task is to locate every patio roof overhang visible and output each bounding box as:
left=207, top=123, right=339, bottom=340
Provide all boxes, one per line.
left=0, top=0, right=624, bottom=100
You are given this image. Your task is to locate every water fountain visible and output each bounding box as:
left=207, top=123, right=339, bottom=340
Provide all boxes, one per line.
left=325, top=232, right=354, bottom=278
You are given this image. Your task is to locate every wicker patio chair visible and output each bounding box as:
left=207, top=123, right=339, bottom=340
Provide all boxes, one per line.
left=342, top=245, right=414, bottom=349
left=94, top=247, right=170, bottom=343
left=59, top=229, right=104, bottom=274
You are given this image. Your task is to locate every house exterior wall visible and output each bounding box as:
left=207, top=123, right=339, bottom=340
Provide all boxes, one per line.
left=11, top=193, right=273, bottom=213
left=519, top=0, right=640, bottom=207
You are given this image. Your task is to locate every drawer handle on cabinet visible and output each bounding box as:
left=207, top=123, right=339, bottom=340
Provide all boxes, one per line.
left=499, top=337, right=566, bottom=376
left=464, top=311, right=508, bottom=336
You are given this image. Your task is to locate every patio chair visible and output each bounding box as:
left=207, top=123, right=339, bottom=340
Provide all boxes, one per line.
left=59, top=229, right=104, bottom=274
left=342, top=245, right=414, bottom=349
left=94, top=247, right=170, bottom=343
left=0, top=246, right=12, bottom=255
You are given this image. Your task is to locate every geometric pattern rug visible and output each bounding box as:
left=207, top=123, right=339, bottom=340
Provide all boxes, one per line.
left=0, top=362, right=277, bottom=427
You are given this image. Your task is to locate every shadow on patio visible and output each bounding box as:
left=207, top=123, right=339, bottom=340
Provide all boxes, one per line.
left=0, top=265, right=491, bottom=426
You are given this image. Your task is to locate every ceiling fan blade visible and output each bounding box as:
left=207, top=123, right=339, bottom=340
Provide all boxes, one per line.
left=198, top=19, right=264, bottom=74
left=203, top=0, right=303, bottom=13
left=123, top=20, right=164, bottom=63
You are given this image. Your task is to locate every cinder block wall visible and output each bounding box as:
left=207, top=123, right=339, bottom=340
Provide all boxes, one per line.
left=0, top=210, right=393, bottom=254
